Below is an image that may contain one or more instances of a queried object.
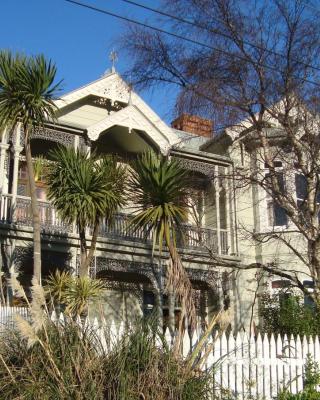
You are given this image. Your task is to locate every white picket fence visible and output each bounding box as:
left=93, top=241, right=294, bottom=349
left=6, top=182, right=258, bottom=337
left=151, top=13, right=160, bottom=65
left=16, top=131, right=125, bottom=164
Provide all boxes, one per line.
left=0, top=306, right=318, bottom=399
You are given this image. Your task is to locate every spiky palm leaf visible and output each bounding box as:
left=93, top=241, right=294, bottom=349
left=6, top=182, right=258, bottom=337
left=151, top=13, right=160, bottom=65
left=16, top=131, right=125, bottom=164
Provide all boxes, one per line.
left=45, top=270, right=73, bottom=305
left=128, top=151, right=196, bottom=327
left=46, top=146, right=126, bottom=275
left=0, top=51, right=60, bottom=130
left=63, top=277, right=105, bottom=316
left=0, top=51, right=61, bottom=282
left=128, top=151, right=189, bottom=251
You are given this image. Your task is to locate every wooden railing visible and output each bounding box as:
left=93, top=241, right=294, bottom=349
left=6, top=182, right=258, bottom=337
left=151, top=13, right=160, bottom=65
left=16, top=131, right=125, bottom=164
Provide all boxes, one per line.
left=0, top=194, right=229, bottom=254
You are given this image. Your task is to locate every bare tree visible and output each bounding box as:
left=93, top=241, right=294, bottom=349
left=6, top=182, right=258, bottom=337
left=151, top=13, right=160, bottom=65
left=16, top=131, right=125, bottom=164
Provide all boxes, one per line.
left=122, top=0, right=320, bottom=301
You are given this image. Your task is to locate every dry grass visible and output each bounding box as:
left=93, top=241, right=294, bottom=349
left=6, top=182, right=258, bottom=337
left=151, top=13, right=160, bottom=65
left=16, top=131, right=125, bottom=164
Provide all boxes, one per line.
left=0, top=278, right=223, bottom=399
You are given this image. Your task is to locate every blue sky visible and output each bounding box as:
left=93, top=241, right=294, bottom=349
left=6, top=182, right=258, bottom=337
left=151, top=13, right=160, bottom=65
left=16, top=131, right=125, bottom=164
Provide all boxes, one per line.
left=0, top=0, right=177, bottom=123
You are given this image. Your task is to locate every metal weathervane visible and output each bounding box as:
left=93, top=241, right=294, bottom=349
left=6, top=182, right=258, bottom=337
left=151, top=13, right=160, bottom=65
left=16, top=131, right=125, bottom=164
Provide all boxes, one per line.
left=109, top=49, right=118, bottom=73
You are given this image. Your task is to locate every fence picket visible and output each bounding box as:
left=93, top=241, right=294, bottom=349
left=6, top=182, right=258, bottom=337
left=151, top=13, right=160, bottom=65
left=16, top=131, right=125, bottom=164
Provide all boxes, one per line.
left=256, top=333, right=263, bottom=396
left=228, top=334, right=236, bottom=396
left=295, top=335, right=303, bottom=392
left=270, top=334, right=277, bottom=398
left=164, top=327, right=172, bottom=347
left=302, top=335, right=308, bottom=359
left=276, top=334, right=284, bottom=393
left=182, top=329, right=190, bottom=358
left=220, top=332, right=228, bottom=391
left=235, top=332, right=243, bottom=399
left=262, top=333, right=271, bottom=400
left=288, top=335, right=297, bottom=393
left=315, top=335, right=320, bottom=364
left=214, top=334, right=222, bottom=395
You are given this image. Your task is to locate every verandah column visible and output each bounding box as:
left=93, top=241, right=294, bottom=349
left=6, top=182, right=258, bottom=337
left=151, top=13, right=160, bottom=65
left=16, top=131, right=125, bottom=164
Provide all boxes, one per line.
left=0, top=128, right=9, bottom=194
left=226, top=165, right=237, bottom=255
left=214, top=165, right=221, bottom=254
left=11, top=124, right=22, bottom=221
left=0, top=129, right=10, bottom=222
left=225, top=166, right=232, bottom=255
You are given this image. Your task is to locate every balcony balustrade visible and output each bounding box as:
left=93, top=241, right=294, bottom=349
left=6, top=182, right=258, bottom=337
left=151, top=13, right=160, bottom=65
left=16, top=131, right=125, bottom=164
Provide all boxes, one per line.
left=0, top=194, right=229, bottom=255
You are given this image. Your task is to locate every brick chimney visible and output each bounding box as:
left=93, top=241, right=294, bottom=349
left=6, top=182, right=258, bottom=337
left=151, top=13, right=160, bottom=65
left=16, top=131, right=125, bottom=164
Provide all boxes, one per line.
left=171, top=114, right=213, bottom=138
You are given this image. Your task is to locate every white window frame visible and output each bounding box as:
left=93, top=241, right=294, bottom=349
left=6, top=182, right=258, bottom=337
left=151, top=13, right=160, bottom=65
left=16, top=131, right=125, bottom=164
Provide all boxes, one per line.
left=264, top=161, right=289, bottom=228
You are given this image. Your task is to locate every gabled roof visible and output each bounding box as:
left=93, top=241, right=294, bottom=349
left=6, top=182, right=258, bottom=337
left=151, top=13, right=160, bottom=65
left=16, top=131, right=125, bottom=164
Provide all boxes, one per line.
left=55, top=71, right=179, bottom=154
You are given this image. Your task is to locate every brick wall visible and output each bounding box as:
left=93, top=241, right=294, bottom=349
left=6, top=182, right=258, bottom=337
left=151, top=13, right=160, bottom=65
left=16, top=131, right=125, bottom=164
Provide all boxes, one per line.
left=171, top=114, right=213, bottom=138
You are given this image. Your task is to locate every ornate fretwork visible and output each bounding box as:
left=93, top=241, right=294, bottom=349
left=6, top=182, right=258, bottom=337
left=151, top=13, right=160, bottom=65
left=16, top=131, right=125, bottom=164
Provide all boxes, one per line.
left=186, top=268, right=220, bottom=291
left=79, top=256, right=161, bottom=291
left=99, top=78, right=131, bottom=105
left=20, top=127, right=75, bottom=148
left=4, top=154, right=9, bottom=179
left=91, top=96, right=126, bottom=113
left=103, top=281, right=143, bottom=291
left=174, top=156, right=215, bottom=178
left=97, top=257, right=160, bottom=290
left=10, top=246, right=72, bottom=271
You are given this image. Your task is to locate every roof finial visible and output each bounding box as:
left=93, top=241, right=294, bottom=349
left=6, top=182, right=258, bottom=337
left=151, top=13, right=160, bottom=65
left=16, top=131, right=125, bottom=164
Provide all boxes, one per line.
left=128, top=82, right=133, bottom=106
left=109, top=49, right=118, bottom=73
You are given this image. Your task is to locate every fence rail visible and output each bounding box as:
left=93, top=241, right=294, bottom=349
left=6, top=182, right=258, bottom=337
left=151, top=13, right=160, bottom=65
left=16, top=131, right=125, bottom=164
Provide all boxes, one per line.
left=0, top=305, right=316, bottom=399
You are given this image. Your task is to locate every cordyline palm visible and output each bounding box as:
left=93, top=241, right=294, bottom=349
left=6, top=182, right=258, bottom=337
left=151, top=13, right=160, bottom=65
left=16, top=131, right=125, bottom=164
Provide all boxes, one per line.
left=46, top=146, right=126, bottom=277
left=128, top=151, right=196, bottom=328
left=45, top=270, right=105, bottom=316
left=0, top=51, right=61, bottom=283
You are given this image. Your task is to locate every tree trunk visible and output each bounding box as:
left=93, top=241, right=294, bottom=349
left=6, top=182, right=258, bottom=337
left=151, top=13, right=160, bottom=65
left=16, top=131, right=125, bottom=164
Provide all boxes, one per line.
left=24, top=126, right=41, bottom=283
left=166, top=241, right=197, bottom=329
left=82, top=219, right=100, bottom=277
left=79, top=227, right=87, bottom=277
left=309, top=239, right=320, bottom=304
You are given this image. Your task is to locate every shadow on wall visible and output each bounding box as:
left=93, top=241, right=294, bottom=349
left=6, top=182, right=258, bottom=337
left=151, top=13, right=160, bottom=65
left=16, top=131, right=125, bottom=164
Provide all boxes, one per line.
left=89, top=281, right=144, bottom=327
left=1, top=243, right=72, bottom=303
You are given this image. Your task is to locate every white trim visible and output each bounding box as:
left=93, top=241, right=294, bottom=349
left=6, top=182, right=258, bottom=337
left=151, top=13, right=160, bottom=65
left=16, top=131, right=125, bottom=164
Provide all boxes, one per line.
left=86, top=105, right=174, bottom=154
left=55, top=72, right=179, bottom=151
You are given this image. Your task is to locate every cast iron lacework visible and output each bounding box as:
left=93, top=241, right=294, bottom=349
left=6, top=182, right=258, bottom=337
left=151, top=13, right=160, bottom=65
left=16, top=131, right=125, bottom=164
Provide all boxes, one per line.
left=11, top=246, right=72, bottom=270
left=75, top=256, right=161, bottom=290
left=186, top=268, right=220, bottom=291
left=174, top=156, right=215, bottom=177
left=77, top=254, right=219, bottom=293
left=4, top=154, right=9, bottom=180
left=20, top=127, right=74, bottom=148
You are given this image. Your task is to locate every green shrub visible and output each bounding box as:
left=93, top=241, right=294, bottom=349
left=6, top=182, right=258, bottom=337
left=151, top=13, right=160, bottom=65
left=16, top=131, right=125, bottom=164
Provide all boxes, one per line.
left=259, top=292, right=320, bottom=336
left=278, top=355, right=320, bottom=400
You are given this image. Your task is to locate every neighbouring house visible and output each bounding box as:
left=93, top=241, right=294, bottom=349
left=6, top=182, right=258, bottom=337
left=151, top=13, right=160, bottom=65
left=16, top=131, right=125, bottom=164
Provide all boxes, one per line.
left=0, top=69, right=311, bottom=331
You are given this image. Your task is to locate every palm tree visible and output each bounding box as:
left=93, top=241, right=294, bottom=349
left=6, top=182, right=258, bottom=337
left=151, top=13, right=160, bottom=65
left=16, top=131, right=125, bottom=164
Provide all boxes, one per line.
left=128, top=151, right=196, bottom=328
left=46, top=146, right=126, bottom=277
left=0, top=51, right=61, bottom=283
left=45, top=270, right=105, bottom=316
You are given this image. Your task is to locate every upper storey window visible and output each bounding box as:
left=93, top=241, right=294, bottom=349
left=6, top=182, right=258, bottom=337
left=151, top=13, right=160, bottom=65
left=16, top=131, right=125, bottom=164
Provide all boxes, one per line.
left=295, top=173, right=320, bottom=225
left=265, top=162, right=288, bottom=227
left=18, top=160, right=47, bottom=200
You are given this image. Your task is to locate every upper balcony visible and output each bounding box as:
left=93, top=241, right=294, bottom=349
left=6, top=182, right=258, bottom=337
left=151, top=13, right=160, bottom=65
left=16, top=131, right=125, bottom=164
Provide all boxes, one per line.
left=0, top=193, right=230, bottom=256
